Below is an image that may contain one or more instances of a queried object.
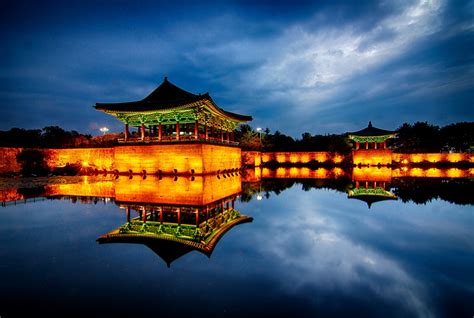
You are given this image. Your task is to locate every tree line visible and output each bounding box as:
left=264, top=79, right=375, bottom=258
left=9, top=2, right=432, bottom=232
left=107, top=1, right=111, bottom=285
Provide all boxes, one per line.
left=0, top=126, right=117, bottom=148
left=236, top=122, right=473, bottom=153
left=240, top=177, right=474, bottom=206
left=1, top=121, right=472, bottom=152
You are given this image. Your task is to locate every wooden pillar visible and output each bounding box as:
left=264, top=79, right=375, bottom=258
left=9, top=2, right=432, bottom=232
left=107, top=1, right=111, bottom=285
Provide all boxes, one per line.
left=365, top=141, right=369, bottom=150
left=205, top=124, right=209, bottom=140
left=383, top=141, right=387, bottom=149
left=231, top=199, right=235, bottom=209
left=226, top=131, right=230, bottom=142
left=220, top=129, right=224, bottom=142
left=158, top=123, right=162, bottom=141
left=126, top=206, right=130, bottom=222
left=141, top=124, right=145, bottom=141
left=159, top=207, right=163, bottom=224
left=142, top=207, right=147, bottom=223
left=194, top=121, right=199, bottom=140
left=195, top=208, right=199, bottom=226
left=124, top=124, right=129, bottom=141
left=355, top=142, right=359, bottom=150
left=176, top=123, right=180, bottom=141
left=230, top=131, right=234, bottom=142
left=177, top=208, right=181, bottom=225
left=356, top=181, right=360, bottom=189
left=374, top=142, right=378, bottom=150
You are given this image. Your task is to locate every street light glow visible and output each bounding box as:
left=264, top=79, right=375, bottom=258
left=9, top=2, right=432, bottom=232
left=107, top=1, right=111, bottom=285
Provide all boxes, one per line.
left=100, top=127, right=109, bottom=135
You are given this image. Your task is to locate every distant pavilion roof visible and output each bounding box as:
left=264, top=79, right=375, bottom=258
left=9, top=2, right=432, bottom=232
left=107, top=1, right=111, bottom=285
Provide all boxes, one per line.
left=348, top=121, right=396, bottom=137
left=94, top=77, right=252, bottom=122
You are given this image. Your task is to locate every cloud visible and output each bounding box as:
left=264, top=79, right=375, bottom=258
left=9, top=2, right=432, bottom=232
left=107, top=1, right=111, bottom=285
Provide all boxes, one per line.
left=246, top=190, right=435, bottom=317
left=1, top=0, right=471, bottom=135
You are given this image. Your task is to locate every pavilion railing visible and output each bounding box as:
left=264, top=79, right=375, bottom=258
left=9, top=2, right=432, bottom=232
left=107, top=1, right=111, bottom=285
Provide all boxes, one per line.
left=117, top=136, right=239, bottom=146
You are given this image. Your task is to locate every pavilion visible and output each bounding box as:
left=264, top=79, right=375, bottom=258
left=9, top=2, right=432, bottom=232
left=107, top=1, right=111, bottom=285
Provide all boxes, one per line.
left=347, top=121, right=397, bottom=150
left=95, top=77, right=252, bottom=145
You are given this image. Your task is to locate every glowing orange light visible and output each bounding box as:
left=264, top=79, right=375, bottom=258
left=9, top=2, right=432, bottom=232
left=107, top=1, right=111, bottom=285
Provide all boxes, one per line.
left=333, top=155, right=343, bottom=164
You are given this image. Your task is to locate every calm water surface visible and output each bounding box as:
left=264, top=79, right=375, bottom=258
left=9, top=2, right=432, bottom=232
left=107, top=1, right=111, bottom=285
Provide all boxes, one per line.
left=0, top=173, right=473, bottom=318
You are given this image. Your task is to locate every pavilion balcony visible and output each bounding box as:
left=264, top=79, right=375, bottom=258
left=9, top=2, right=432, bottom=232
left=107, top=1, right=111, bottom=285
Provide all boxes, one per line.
left=117, top=135, right=240, bottom=146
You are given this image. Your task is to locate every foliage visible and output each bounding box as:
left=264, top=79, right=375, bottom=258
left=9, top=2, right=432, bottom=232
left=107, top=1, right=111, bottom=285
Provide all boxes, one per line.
left=236, top=125, right=351, bottom=153
left=16, top=149, right=50, bottom=176
left=0, top=126, right=99, bottom=148
left=390, top=121, right=474, bottom=153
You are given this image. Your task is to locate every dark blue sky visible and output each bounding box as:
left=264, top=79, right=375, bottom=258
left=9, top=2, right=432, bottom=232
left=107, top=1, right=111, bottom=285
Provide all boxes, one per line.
left=1, top=0, right=473, bottom=137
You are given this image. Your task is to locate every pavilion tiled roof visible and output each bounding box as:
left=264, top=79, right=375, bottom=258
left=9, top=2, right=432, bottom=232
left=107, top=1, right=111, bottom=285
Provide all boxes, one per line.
left=348, top=121, right=396, bottom=136
left=94, top=77, right=252, bottom=122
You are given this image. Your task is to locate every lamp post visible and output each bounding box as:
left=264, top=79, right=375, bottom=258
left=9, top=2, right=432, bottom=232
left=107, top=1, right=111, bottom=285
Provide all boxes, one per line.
left=256, top=127, right=262, bottom=143
left=100, top=127, right=109, bottom=135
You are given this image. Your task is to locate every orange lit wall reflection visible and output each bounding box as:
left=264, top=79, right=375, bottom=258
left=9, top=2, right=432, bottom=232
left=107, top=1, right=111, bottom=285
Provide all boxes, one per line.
left=261, top=167, right=348, bottom=179
left=44, top=174, right=242, bottom=206
left=0, top=188, right=24, bottom=202
left=352, top=167, right=392, bottom=182
left=113, top=174, right=241, bottom=206
left=392, top=167, right=474, bottom=178
left=45, top=176, right=115, bottom=198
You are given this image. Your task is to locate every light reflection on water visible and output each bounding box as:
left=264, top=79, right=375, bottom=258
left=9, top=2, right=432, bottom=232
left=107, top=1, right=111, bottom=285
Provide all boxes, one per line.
left=0, top=169, right=473, bottom=317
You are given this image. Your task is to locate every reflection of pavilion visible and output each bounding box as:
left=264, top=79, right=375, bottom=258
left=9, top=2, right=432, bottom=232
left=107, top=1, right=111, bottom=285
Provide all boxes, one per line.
left=64, top=173, right=255, bottom=267
left=348, top=167, right=397, bottom=208
left=97, top=195, right=252, bottom=267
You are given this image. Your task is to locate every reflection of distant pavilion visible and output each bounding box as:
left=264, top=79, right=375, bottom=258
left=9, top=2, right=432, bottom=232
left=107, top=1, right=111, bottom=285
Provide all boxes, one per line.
left=98, top=194, right=252, bottom=267
left=348, top=167, right=397, bottom=209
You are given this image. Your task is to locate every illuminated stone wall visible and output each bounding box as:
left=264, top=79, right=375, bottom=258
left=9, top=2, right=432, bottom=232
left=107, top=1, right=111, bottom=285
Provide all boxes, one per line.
left=114, top=144, right=201, bottom=174
left=242, top=151, right=262, bottom=167
left=241, top=151, right=344, bottom=166
left=47, top=147, right=115, bottom=171
left=392, top=153, right=474, bottom=164
left=114, top=144, right=241, bottom=175
left=0, top=144, right=241, bottom=175
left=0, top=147, right=23, bottom=174
left=352, top=149, right=393, bottom=166
left=201, top=144, right=242, bottom=173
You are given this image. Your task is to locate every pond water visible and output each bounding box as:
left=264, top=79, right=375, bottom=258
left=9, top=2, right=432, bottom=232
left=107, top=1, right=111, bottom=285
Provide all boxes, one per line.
left=0, top=169, right=473, bottom=318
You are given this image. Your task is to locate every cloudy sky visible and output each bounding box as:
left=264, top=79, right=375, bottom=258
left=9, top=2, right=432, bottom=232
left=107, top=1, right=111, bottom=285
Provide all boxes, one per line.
left=1, top=0, right=473, bottom=137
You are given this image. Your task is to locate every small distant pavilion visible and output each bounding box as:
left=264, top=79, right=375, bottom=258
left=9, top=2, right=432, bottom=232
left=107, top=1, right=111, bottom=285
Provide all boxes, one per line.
left=94, top=77, right=252, bottom=145
left=348, top=121, right=397, bottom=150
